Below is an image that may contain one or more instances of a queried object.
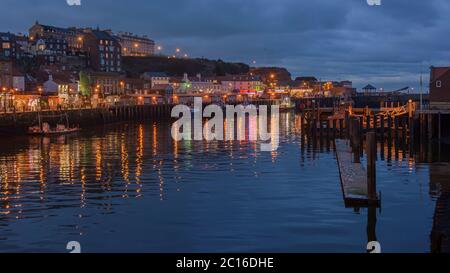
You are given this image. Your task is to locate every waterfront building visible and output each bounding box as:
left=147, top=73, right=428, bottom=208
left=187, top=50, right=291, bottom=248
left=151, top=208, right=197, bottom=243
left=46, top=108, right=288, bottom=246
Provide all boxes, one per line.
left=0, top=32, right=27, bottom=59
left=43, top=74, right=78, bottom=105
left=29, top=22, right=84, bottom=54
left=12, top=92, right=41, bottom=112
left=116, top=32, right=155, bottom=57
left=12, top=71, right=25, bottom=92
left=89, top=71, right=124, bottom=97
left=124, top=77, right=146, bottom=95
left=0, top=33, right=16, bottom=59
left=289, top=77, right=317, bottom=97
left=141, top=72, right=170, bottom=89
left=216, top=75, right=265, bottom=95
left=430, top=66, right=450, bottom=110
left=14, top=34, right=30, bottom=56
left=0, top=58, right=13, bottom=89
left=83, top=29, right=122, bottom=72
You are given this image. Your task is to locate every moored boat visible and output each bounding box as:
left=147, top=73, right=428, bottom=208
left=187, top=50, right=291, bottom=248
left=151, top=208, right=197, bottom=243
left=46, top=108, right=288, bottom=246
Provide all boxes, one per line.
left=27, top=113, right=81, bottom=136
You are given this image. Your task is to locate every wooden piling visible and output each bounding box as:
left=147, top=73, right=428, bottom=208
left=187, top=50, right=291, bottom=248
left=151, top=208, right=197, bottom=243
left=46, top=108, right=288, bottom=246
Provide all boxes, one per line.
left=394, top=116, right=399, bottom=140
left=333, top=119, right=337, bottom=139
left=352, top=118, right=360, bottom=163
left=438, top=112, right=441, bottom=143
left=387, top=115, right=392, bottom=140
left=366, top=132, right=377, bottom=202
left=366, top=114, right=371, bottom=133
left=428, top=114, right=433, bottom=140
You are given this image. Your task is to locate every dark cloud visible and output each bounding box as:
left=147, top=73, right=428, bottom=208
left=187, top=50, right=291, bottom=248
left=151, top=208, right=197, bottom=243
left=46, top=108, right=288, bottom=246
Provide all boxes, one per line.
left=1, top=0, right=449, bottom=90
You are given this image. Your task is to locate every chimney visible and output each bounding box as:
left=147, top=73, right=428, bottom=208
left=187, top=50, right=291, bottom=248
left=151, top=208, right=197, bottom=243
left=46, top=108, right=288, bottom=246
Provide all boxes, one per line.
left=197, top=73, right=201, bottom=82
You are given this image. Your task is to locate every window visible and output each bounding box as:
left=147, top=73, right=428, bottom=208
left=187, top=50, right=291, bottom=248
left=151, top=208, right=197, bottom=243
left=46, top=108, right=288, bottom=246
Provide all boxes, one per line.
left=436, top=80, right=442, bottom=88
left=2, top=42, right=10, bottom=49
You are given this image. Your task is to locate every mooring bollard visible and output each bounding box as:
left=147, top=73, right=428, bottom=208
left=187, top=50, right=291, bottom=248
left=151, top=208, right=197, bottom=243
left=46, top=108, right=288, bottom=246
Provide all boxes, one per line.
left=366, top=132, right=377, bottom=202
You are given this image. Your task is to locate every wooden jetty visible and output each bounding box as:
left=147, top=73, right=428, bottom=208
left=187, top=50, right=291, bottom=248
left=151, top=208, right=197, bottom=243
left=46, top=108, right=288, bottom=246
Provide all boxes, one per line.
left=335, top=138, right=380, bottom=208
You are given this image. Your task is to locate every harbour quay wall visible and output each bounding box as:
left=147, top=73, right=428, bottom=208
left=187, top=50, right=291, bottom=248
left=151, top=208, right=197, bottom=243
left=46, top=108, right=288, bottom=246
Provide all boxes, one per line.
left=0, top=104, right=174, bottom=134
left=0, top=100, right=278, bottom=134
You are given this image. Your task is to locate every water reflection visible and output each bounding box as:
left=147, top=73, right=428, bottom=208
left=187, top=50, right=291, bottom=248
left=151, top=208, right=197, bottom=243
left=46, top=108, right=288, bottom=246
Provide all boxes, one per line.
left=0, top=112, right=449, bottom=252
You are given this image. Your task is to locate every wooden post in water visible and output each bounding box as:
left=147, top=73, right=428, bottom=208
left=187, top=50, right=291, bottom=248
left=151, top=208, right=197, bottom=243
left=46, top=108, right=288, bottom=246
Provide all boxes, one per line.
left=333, top=119, right=337, bottom=139
left=366, top=132, right=377, bottom=202
left=345, top=111, right=350, bottom=139
left=339, top=119, right=344, bottom=138
left=428, top=114, right=433, bottom=140
left=402, top=116, right=407, bottom=143
left=373, top=113, right=378, bottom=135
left=438, top=112, right=441, bottom=143
left=301, top=115, right=305, bottom=135
left=312, top=118, right=317, bottom=138
left=359, top=116, right=364, bottom=136
left=352, top=118, right=360, bottom=163
left=387, top=115, right=392, bottom=140
left=394, top=116, right=399, bottom=140
left=380, top=116, right=385, bottom=141
left=326, top=119, right=331, bottom=140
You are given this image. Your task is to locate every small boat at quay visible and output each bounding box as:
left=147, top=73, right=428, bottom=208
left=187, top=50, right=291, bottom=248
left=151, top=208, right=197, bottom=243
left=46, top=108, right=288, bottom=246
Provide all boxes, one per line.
left=28, top=113, right=80, bottom=136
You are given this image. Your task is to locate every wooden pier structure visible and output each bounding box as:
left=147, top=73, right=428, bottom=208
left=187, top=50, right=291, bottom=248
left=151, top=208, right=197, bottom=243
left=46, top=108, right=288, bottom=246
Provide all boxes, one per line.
left=335, top=135, right=380, bottom=208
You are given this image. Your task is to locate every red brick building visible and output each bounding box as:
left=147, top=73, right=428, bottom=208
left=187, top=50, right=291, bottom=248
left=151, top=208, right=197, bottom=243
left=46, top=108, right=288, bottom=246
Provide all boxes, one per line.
left=429, top=66, right=450, bottom=110
left=83, top=29, right=122, bottom=73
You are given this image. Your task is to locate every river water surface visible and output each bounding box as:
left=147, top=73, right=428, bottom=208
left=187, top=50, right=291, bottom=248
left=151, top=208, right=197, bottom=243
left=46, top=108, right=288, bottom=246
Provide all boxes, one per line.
left=0, top=112, right=448, bottom=253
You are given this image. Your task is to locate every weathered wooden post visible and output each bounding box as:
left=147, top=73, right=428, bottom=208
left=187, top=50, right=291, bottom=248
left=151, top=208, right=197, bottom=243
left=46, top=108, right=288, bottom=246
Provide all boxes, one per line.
left=352, top=118, right=361, bottom=163
left=373, top=113, right=378, bottom=135
left=428, top=114, right=433, bottom=140
left=380, top=116, right=385, bottom=141
left=339, top=119, right=344, bottom=138
left=333, top=119, right=337, bottom=139
left=345, top=110, right=350, bottom=139
left=438, top=112, right=441, bottom=143
left=394, top=116, right=399, bottom=140
left=326, top=119, right=331, bottom=140
left=366, top=114, right=371, bottom=133
left=402, top=116, right=407, bottom=143
left=366, top=132, right=377, bottom=202
left=387, top=115, right=392, bottom=141
left=300, top=114, right=304, bottom=134
left=319, top=118, right=323, bottom=139
left=359, top=116, right=364, bottom=136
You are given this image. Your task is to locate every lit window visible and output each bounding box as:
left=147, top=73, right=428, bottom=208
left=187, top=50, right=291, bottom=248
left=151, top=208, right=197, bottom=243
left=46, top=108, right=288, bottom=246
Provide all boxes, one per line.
left=2, top=42, right=10, bottom=49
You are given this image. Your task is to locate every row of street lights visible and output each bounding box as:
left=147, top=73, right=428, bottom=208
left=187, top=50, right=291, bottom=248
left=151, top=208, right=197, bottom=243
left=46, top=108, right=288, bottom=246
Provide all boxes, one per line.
left=154, top=44, right=189, bottom=59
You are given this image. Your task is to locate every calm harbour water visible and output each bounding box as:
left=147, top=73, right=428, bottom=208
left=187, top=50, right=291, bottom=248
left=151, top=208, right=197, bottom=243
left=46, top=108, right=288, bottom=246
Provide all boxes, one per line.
left=0, top=112, right=448, bottom=253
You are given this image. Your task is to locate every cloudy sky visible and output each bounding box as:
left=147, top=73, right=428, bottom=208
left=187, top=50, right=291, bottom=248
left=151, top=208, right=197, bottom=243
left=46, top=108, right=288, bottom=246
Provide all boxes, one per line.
left=1, top=0, right=449, bottom=90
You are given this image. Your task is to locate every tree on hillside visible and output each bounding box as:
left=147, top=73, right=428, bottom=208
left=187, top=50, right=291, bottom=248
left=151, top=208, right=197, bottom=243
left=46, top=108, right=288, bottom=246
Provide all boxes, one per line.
left=79, top=71, right=92, bottom=97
